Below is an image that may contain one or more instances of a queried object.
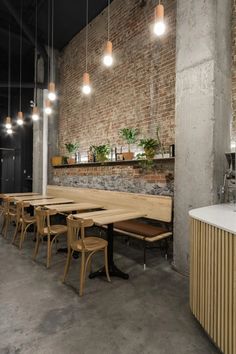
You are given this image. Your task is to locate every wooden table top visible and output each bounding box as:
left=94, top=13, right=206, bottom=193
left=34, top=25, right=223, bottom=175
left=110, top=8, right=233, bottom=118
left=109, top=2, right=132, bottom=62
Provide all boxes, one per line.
left=30, top=198, right=74, bottom=206
left=45, top=202, right=103, bottom=213
left=0, top=192, right=39, bottom=198
left=14, top=195, right=53, bottom=202
left=73, top=209, right=146, bottom=226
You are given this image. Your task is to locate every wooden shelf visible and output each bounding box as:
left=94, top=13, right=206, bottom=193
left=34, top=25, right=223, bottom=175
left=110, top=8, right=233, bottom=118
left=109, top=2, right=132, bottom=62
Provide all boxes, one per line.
left=53, top=157, right=175, bottom=168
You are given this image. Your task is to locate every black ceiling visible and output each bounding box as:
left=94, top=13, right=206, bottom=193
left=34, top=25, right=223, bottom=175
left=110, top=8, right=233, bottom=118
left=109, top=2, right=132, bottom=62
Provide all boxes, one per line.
left=0, top=0, right=111, bottom=122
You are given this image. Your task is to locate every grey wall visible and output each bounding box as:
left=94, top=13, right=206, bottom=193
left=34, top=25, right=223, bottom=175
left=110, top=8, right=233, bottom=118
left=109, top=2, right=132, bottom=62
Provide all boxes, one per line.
left=174, top=0, right=232, bottom=274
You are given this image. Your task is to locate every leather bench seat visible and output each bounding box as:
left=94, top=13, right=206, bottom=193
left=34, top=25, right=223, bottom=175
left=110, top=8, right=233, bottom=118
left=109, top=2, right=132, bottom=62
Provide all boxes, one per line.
left=113, top=219, right=172, bottom=242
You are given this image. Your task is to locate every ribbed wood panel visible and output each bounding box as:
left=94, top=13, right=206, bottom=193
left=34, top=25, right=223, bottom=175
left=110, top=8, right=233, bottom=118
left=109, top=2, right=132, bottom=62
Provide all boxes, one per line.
left=190, top=218, right=236, bottom=354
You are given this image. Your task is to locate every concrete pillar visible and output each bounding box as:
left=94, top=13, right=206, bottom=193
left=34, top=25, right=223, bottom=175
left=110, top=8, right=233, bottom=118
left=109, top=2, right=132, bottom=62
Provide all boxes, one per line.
left=174, top=0, right=232, bottom=274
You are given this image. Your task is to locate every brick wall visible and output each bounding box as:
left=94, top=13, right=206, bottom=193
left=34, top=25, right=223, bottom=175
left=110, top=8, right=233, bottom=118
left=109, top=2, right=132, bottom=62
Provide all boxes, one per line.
left=232, top=0, right=236, bottom=140
left=58, top=0, right=176, bottom=156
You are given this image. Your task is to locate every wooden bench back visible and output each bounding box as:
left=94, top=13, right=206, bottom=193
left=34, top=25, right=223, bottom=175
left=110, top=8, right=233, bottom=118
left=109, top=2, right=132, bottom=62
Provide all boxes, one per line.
left=47, top=185, right=172, bottom=222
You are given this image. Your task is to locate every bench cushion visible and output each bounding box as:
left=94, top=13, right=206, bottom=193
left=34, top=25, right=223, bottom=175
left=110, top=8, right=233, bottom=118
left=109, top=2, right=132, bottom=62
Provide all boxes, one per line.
left=114, top=220, right=167, bottom=238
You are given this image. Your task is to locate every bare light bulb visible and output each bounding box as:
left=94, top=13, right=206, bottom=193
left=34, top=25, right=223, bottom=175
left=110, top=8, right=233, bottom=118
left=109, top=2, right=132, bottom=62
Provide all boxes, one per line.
left=103, top=54, right=113, bottom=67
left=45, top=106, right=52, bottom=115
left=82, top=73, right=91, bottom=95
left=7, top=128, right=13, bottom=134
left=6, top=122, right=12, bottom=129
left=154, top=21, right=166, bottom=36
left=48, top=91, right=56, bottom=101
left=82, top=84, right=91, bottom=95
left=17, top=112, right=24, bottom=125
left=32, top=107, right=39, bottom=121
left=48, top=82, right=57, bottom=101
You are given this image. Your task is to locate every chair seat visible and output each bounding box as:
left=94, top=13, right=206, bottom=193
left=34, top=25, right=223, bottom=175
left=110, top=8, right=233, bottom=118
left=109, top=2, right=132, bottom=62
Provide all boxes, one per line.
left=22, top=215, right=36, bottom=223
left=71, top=236, right=108, bottom=251
left=43, top=224, right=67, bottom=235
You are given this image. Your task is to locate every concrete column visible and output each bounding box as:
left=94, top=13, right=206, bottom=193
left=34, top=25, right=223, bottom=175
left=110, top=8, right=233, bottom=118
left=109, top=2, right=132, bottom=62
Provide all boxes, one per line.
left=174, top=0, right=232, bottom=274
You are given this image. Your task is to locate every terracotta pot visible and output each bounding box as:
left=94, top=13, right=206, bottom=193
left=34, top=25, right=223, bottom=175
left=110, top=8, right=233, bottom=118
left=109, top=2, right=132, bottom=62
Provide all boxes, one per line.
left=122, top=152, right=134, bottom=161
left=51, top=156, right=63, bottom=166
left=67, top=157, right=76, bottom=164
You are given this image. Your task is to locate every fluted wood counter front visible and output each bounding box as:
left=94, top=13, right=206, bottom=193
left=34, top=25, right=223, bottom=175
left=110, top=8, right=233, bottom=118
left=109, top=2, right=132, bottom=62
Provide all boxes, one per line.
left=189, top=204, right=236, bottom=354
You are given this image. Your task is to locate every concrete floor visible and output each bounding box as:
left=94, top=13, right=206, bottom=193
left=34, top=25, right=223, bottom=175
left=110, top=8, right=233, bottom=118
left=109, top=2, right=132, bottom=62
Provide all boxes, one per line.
left=0, top=227, right=220, bottom=354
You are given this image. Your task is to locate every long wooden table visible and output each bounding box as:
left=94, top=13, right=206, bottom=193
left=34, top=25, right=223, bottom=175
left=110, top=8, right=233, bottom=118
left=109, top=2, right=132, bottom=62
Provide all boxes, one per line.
left=0, top=192, right=39, bottom=198
left=13, top=195, right=53, bottom=202
left=30, top=198, right=74, bottom=207
left=73, top=209, right=146, bottom=279
left=45, top=203, right=103, bottom=213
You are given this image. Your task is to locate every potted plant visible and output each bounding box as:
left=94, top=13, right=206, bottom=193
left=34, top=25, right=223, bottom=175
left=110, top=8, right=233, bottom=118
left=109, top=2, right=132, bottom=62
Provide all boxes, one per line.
left=138, top=138, right=159, bottom=159
left=119, top=127, right=139, bottom=160
left=92, top=144, right=110, bottom=162
left=65, top=142, right=79, bottom=164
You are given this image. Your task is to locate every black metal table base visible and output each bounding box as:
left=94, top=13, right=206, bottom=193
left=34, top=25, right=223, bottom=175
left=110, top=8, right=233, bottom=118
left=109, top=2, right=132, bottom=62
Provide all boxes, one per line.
left=89, top=262, right=129, bottom=280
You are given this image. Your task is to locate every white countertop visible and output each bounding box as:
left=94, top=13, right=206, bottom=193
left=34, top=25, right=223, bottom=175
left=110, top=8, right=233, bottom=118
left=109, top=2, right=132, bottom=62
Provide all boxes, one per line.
left=189, top=204, right=236, bottom=234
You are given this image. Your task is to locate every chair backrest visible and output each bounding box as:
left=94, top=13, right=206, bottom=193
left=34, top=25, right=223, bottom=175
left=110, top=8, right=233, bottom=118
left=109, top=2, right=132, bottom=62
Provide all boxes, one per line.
left=67, top=215, right=94, bottom=250
left=15, top=202, right=23, bottom=223
left=35, top=207, right=57, bottom=235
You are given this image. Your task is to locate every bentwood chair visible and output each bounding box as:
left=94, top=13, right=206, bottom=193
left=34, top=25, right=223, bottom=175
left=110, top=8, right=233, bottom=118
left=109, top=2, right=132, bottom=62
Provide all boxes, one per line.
left=63, top=215, right=110, bottom=296
left=12, top=201, right=36, bottom=249
left=1, top=197, right=17, bottom=239
left=33, top=206, right=67, bottom=268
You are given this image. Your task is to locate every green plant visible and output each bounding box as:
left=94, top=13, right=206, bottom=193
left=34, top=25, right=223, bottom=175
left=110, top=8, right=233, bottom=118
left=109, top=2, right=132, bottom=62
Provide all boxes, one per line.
left=138, top=138, right=159, bottom=150
left=65, top=142, right=79, bottom=156
left=119, top=128, right=139, bottom=152
left=92, top=144, right=110, bottom=162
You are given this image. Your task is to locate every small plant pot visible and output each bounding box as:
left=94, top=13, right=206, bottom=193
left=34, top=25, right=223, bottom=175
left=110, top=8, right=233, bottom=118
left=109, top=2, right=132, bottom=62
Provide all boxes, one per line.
left=67, top=157, right=76, bottom=164
left=144, top=148, right=156, bottom=160
left=122, top=152, right=134, bottom=161
left=51, top=156, right=63, bottom=166
left=96, top=153, right=108, bottom=162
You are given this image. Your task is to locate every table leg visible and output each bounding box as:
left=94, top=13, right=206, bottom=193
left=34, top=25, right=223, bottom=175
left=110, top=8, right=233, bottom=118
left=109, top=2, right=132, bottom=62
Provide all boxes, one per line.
left=89, top=223, right=129, bottom=280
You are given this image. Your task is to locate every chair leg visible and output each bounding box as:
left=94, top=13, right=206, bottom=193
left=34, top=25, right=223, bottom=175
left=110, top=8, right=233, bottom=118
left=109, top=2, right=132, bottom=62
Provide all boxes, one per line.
left=79, top=252, right=85, bottom=296
left=0, top=215, right=6, bottom=236
left=62, top=249, right=72, bottom=283
left=143, top=239, right=146, bottom=270
left=19, top=222, right=31, bottom=250
left=46, top=234, right=52, bottom=268
left=12, top=222, right=21, bottom=245
left=33, top=233, right=41, bottom=260
left=4, top=216, right=9, bottom=239
left=104, top=247, right=111, bottom=282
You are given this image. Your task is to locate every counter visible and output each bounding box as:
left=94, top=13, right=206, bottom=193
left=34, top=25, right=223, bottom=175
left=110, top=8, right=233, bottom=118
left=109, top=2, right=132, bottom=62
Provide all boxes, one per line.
left=189, top=204, right=236, bottom=354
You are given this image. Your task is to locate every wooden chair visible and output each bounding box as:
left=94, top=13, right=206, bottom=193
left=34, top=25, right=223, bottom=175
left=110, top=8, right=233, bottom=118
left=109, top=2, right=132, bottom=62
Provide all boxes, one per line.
left=12, top=201, right=36, bottom=249
left=33, top=206, right=67, bottom=268
left=1, top=197, right=17, bottom=239
left=63, top=215, right=110, bottom=296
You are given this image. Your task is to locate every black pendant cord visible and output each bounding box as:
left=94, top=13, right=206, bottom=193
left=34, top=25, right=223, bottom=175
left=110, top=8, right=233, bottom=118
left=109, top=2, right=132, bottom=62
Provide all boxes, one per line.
left=19, top=0, right=23, bottom=112
left=8, top=24, right=11, bottom=118
left=47, top=0, right=50, bottom=85
left=107, top=0, right=110, bottom=41
left=51, top=0, right=54, bottom=82
left=85, top=0, right=88, bottom=72
left=34, top=0, right=38, bottom=105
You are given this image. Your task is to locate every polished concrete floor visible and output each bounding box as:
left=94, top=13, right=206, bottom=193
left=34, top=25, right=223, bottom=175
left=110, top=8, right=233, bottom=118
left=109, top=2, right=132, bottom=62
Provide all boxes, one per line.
left=0, top=227, right=219, bottom=354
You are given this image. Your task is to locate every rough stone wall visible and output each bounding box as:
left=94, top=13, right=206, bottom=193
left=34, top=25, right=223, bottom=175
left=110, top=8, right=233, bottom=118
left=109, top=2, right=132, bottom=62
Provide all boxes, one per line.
left=232, top=0, right=236, bottom=140
left=53, top=160, right=174, bottom=196
left=58, top=0, right=176, bottom=156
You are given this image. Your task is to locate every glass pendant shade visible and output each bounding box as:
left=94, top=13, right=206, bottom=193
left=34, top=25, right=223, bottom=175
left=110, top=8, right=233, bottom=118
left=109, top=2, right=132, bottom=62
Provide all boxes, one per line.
left=5, top=116, right=12, bottom=129
left=103, top=40, right=113, bottom=67
left=48, top=82, right=56, bottom=101
left=17, top=111, right=24, bottom=125
left=82, top=72, right=91, bottom=94
left=154, top=4, right=166, bottom=36
left=32, top=106, right=39, bottom=121
left=45, top=99, right=52, bottom=115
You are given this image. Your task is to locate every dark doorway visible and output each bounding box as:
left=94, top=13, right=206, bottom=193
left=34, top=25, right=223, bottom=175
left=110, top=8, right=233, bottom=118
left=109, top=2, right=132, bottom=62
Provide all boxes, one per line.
left=0, top=149, right=15, bottom=193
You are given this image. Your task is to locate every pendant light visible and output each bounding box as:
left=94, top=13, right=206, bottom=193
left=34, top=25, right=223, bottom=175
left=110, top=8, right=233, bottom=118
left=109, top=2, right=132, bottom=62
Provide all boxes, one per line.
left=48, top=0, right=56, bottom=101
left=6, top=25, right=12, bottom=134
left=32, top=0, right=39, bottom=121
left=17, top=0, right=24, bottom=126
left=82, top=0, right=91, bottom=95
left=103, top=0, right=113, bottom=67
left=154, top=1, right=166, bottom=36
left=45, top=99, right=52, bottom=115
